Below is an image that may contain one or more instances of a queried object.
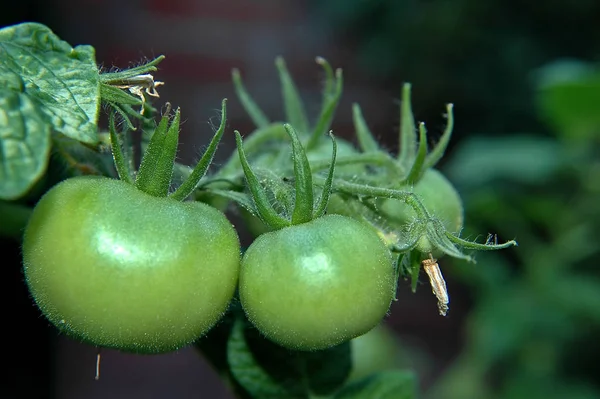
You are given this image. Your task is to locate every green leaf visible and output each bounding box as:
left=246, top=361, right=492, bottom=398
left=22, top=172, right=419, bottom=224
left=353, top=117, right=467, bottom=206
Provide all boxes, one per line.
left=535, top=60, right=600, bottom=140
left=445, top=135, right=563, bottom=187
left=335, top=370, right=417, bottom=399
left=0, top=90, right=51, bottom=199
left=227, top=317, right=352, bottom=399
left=0, top=22, right=100, bottom=144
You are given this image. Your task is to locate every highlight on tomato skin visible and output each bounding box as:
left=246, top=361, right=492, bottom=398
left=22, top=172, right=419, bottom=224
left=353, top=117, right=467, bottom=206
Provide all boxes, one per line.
left=238, top=214, right=396, bottom=351
left=22, top=175, right=241, bottom=354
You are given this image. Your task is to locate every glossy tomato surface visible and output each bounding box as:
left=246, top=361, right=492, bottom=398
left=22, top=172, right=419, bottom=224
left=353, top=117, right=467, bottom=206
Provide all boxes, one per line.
left=23, top=176, right=241, bottom=353
left=239, top=214, right=395, bottom=351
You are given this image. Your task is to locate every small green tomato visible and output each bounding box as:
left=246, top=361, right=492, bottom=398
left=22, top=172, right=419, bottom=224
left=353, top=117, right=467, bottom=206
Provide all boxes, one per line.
left=239, top=214, right=396, bottom=351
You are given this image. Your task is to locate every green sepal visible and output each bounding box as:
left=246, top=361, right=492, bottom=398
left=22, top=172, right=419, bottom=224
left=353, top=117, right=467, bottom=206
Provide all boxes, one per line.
left=353, top=103, right=380, bottom=153
left=99, top=55, right=164, bottom=84
left=235, top=131, right=290, bottom=229
left=316, top=56, right=335, bottom=99
left=285, top=124, right=315, bottom=225
left=404, top=122, right=428, bottom=184
left=424, top=103, right=454, bottom=169
left=409, top=250, right=422, bottom=293
left=276, top=57, right=309, bottom=135
left=398, top=83, right=417, bottom=168
left=313, top=132, right=337, bottom=218
left=231, top=68, right=270, bottom=129
left=170, top=98, right=227, bottom=200
left=108, top=112, right=133, bottom=183
left=217, top=123, right=288, bottom=177
left=445, top=231, right=518, bottom=253
left=107, top=102, right=138, bottom=131
left=135, top=104, right=172, bottom=193
left=143, top=107, right=180, bottom=197
left=100, top=84, right=143, bottom=107
left=306, top=65, right=343, bottom=150
left=205, top=188, right=258, bottom=217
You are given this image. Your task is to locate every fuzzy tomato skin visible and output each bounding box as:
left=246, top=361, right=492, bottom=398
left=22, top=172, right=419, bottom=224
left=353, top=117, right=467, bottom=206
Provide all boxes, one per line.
left=22, top=176, right=241, bottom=354
left=239, top=214, right=395, bottom=351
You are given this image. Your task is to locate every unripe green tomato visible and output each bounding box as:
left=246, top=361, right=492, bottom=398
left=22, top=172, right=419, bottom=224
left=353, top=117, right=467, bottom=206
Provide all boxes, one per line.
left=22, top=176, right=241, bottom=354
left=379, top=168, right=464, bottom=255
left=239, top=214, right=395, bottom=351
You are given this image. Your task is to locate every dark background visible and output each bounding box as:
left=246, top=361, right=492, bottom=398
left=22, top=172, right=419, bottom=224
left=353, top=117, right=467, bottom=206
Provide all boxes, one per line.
left=2, top=1, right=600, bottom=398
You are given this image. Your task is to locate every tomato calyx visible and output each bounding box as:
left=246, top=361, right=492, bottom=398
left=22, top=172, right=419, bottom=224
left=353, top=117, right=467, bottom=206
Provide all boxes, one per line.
left=233, top=122, right=337, bottom=229
left=108, top=98, right=228, bottom=200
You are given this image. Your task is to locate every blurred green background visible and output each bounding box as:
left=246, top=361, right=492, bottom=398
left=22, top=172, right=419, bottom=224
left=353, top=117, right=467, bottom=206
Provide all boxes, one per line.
left=2, top=1, right=600, bottom=398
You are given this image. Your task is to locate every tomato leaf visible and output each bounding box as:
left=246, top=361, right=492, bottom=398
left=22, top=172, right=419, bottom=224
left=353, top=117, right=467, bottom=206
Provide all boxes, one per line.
left=334, top=370, right=417, bottom=399
left=227, top=316, right=352, bottom=398
left=0, top=23, right=100, bottom=144
left=0, top=90, right=51, bottom=200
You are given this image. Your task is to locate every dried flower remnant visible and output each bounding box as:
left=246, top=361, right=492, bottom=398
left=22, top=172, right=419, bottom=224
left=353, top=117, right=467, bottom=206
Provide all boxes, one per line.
left=422, top=256, right=449, bottom=316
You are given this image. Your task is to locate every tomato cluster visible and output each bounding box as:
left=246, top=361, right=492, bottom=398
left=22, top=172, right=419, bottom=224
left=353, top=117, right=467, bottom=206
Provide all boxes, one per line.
left=21, top=57, right=514, bottom=357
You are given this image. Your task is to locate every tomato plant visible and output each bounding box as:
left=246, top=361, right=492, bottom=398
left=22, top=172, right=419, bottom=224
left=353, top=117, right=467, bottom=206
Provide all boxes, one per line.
left=0, top=22, right=518, bottom=399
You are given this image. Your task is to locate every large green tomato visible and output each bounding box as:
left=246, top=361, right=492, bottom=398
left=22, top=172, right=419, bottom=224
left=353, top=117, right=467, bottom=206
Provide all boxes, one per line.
left=239, top=214, right=395, bottom=351
left=22, top=176, right=241, bottom=354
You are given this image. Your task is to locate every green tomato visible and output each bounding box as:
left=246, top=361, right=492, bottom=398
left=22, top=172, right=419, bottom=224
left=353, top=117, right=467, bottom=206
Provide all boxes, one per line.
left=22, top=176, right=241, bottom=354
left=239, top=214, right=395, bottom=351
left=379, top=168, right=464, bottom=254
